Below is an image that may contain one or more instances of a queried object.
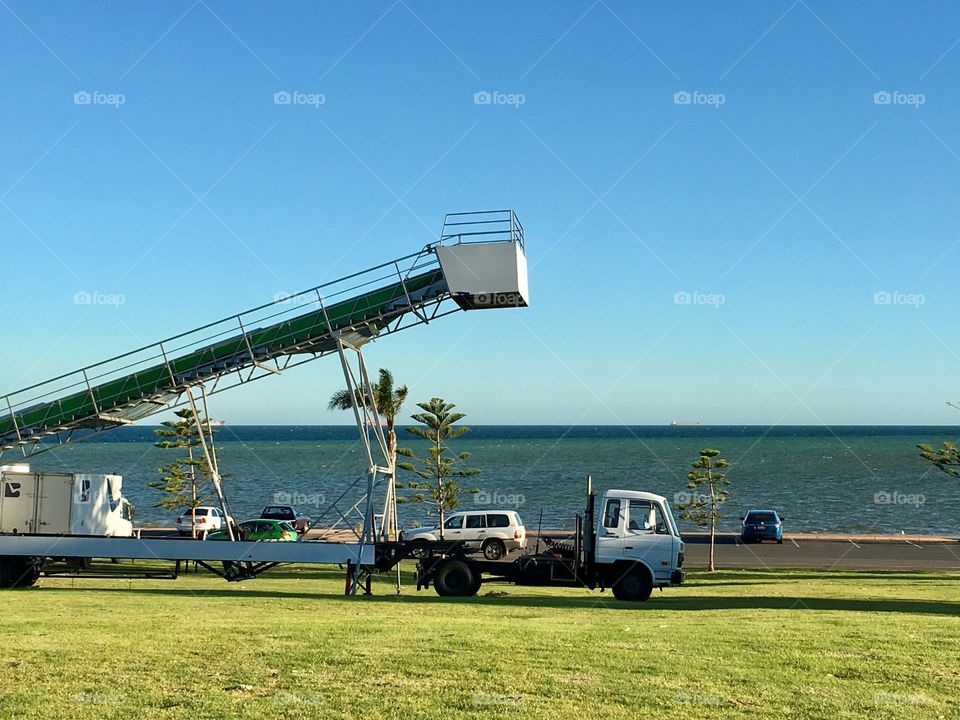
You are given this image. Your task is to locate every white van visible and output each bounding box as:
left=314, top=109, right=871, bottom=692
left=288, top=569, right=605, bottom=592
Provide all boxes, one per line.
left=402, top=510, right=526, bottom=560
left=0, top=466, right=133, bottom=537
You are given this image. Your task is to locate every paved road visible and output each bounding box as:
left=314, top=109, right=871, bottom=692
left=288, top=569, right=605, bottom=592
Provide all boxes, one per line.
left=680, top=534, right=960, bottom=571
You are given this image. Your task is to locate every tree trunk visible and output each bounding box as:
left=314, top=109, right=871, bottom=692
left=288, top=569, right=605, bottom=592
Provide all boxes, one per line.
left=435, top=428, right=445, bottom=539
left=708, top=522, right=716, bottom=572
left=387, top=427, right=398, bottom=469
left=189, top=447, right=197, bottom=539
left=387, top=425, right=398, bottom=541
left=707, top=466, right=716, bottom=572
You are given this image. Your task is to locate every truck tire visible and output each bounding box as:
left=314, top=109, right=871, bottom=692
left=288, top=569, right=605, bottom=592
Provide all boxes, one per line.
left=612, top=565, right=653, bottom=602
left=0, top=557, right=39, bottom=589
left=481, top=539, right=506, bottom=561
left=17, top=560, right=40, bottom=588
left=433, top=560, right=479, bottom=597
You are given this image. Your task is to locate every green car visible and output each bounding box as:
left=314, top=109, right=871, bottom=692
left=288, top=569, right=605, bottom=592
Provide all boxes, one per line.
left=207, top=519, right=299, bottom=542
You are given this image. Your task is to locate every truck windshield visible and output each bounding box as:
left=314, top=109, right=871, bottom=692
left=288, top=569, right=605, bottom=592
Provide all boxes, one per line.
left=627, top=500, right=671, bottom=534
left=662, top=501, right=680, bottom=537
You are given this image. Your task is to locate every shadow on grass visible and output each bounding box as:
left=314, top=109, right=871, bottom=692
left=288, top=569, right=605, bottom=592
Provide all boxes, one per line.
left=683, top=571, right=960, bottom=584
left=32, top=584, right=960, bottom=615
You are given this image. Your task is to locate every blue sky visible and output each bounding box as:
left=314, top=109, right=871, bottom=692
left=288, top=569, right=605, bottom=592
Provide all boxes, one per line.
left=2, top=1, right=960, bottom=425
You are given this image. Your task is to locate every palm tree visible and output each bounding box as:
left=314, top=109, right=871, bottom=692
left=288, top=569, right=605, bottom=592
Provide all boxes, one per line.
left=328, top=368, right=409, bottom=471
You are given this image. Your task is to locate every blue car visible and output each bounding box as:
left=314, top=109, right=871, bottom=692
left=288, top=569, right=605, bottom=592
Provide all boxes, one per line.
left=740, top=510, right=784, bottom=544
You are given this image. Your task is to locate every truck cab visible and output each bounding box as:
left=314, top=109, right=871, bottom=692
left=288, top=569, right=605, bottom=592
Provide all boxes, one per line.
left=594, top=490, right=684, bottom=590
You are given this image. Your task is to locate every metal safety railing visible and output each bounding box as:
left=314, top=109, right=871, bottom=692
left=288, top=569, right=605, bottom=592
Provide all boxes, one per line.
left=439, top=209, right=524, bottom=252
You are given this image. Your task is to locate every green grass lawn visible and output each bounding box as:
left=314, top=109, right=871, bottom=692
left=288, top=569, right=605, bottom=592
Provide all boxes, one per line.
left=1, top=564, right=958, bottom=719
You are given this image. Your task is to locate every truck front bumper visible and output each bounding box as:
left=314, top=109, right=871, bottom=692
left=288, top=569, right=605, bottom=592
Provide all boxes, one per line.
left=670, top=570, right=686, bottom=586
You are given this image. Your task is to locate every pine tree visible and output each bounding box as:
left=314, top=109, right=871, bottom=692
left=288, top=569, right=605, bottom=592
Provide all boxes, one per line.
left=396, top=398, right=479, bottom=536
left=148, top=408, right=218, bottom=538
left=675, top=448, right=731, bottom=571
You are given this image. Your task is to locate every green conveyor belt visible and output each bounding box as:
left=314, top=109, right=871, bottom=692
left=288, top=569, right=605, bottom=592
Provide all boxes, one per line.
left=0, top=268, right=447, bottom=448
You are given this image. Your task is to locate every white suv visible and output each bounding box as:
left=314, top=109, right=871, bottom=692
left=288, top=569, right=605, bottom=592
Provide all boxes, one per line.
left=403, top=510, right=527, bottom=560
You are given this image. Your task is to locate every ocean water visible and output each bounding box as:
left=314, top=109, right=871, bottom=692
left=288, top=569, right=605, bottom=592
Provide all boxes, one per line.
left=15, top=425, right=960, bottom=535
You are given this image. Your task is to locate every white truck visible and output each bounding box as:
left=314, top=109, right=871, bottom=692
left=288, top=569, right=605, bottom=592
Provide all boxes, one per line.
left=411, top=481, right=686, bottom=601
left=0, top=465, right=134, bottom=538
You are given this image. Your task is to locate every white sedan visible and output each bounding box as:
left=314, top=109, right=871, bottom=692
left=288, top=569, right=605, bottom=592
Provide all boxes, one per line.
left=175, top=506, right=233, bottom=537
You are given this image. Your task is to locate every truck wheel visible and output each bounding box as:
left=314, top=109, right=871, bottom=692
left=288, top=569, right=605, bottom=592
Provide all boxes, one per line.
left=482, top=539, right=506, bottom=561
left=0, top=558, right=39, bottom=588
left=612, top=566, right=653, bottom=602
left=434, top=560, right=479, bottom=597
left=16, top=561, right=40, bottom=588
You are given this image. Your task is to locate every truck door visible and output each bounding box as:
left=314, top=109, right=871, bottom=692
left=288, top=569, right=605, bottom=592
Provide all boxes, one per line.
left=0, top=472, right=39, bottom=534
left=594, top=496, right=625, bottom=563
left=37, top=473, right=73, bottom=534
left=624, top=499, right=674, bottom=583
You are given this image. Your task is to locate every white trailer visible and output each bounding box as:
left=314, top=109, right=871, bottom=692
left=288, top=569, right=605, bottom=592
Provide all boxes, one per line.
left=0, top=465, right=133, bottom=538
